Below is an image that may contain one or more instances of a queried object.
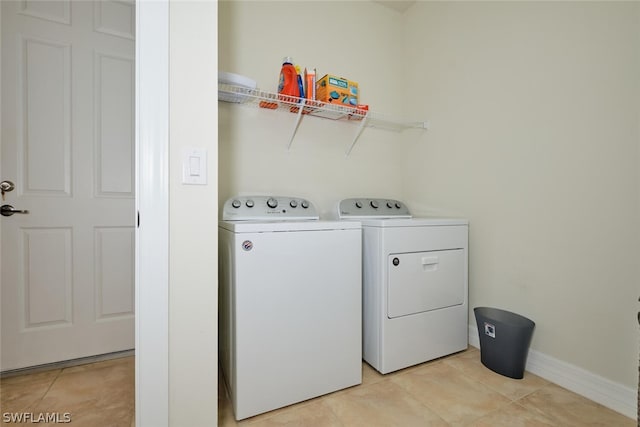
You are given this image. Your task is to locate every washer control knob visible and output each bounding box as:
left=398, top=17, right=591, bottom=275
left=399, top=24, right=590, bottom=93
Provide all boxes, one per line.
left=301, top=200, right=309, bottom=209
left=266, top=198, right=278, bottom=209
left=395, top=203, right=401, bottom=209
left=290, top=200, right=298, bottom=208
left=246, top=199, right=254, bottom=208
left=231, top=199, right=241, bottom=208
left=355, top=201, right=363, bottom=209
left=370, top=200, right=379, bottom=209
left=386, top=202, right=393, bottom=208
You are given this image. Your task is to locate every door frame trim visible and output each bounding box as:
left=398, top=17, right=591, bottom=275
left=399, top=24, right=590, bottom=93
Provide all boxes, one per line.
left=135, top=1, right=169, bottom=426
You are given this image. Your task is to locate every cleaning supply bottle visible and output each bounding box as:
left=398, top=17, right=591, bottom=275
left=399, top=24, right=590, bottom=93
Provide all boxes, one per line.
left=304, top=67, right=316, bottom=100
left=278, top=57, right=300, bottom=100
left=294, top=65, right=305, bottom=99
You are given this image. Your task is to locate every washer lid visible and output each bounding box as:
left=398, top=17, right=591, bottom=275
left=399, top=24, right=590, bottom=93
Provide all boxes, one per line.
left=219, top=220, right=361, bottom=233
left=359, top=217, right=468, bottom=227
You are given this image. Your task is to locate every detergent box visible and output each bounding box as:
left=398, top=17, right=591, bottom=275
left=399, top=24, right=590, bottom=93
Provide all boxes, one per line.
left=316, top=74, right=359, bottom=106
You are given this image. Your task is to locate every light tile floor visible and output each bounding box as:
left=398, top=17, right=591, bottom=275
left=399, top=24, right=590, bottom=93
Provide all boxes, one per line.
left=0, top=349, right=634, bottom=426
left=218, top=347, right=635, bottom=427
left=1, top=356, right=134, bottom=427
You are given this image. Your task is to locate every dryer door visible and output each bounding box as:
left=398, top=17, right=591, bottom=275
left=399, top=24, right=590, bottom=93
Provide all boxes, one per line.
left=387, top=249, right=465, bottom=318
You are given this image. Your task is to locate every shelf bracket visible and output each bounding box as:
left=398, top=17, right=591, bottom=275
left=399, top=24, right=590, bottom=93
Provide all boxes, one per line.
left=345, top=113, right=370, bottom=156
left=286, top=98, right=306, bottom=151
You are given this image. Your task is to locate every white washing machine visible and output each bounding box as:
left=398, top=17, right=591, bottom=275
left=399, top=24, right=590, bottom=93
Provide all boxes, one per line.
left=219, top=196, right=362, bottom=420
left=338, top=198, right=468, bottom=374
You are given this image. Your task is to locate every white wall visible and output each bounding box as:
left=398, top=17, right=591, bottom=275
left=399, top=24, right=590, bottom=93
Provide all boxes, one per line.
left=218, top=0, right=640, bottom=412
left=402, top=1, right=640, bottom=390
left=169, top=1, right=218, bottom=425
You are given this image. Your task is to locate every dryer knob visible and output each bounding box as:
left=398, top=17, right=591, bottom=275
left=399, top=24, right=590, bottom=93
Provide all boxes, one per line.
left=246, top=199, right=254, bottom=208
left=370, top=200, right=379, bottom=209
left=266, top=198, right=278, bottom=209
left=290, top=200, right=298, bottom=208
left=386, top=202, right=393, bottom=208
left=395, top=203, right=401, bottom=209
left=231, top=199, right=241, bottom=208
left=355, top=201, right=363, bottom=208
left=301, top=200, right=309, bottom=209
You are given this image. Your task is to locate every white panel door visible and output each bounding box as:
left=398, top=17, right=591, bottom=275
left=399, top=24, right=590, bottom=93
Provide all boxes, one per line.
left=1, top=0, right=135, bottom=371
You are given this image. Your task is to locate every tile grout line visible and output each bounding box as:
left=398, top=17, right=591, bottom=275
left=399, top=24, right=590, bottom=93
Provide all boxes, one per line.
left=391, top=351, right=529, bottom=425
left=326, top=367, right=450, bottom=427
left=359, top=352, right=476, bottom=424
left=27, top=369, right=64, bottom=412
left=441, top=351, right=550, bottom=404
left=509, top=398, right=558, bottom=424
left=312, top=394, right=347, bottom=427
left=385, top=360, right=459, bottom=425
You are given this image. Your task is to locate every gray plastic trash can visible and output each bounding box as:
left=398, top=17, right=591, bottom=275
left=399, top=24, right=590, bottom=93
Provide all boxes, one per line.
left=474, top=307, right=535, bottom=379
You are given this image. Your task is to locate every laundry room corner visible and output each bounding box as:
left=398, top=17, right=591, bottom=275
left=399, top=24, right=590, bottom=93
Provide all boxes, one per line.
left=400, top=1, right=640, bottom=418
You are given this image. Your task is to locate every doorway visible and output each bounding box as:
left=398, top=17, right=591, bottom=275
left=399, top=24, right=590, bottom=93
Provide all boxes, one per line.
left=1, top=0, right=135, bottom=372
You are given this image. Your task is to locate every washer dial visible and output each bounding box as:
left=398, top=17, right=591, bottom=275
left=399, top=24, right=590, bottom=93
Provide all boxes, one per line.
left=266, top=198, right=278, bottom=209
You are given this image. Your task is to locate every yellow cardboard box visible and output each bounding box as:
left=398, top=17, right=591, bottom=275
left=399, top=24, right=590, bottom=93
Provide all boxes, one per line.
left=316, top=74, right=359, bottom=106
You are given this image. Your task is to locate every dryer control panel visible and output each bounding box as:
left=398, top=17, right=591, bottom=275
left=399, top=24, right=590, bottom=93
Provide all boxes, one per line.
left=338, top=198, right=412, bottom=219
left=223, top=195, right=319, bottom=221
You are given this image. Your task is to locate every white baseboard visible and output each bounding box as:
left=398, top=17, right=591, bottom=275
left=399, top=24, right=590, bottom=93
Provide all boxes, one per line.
left=469, top=324, right=637, bottom=420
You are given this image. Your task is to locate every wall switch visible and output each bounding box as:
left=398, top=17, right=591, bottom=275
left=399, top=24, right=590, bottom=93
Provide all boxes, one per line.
left=182, top=148, right=207, bottom=185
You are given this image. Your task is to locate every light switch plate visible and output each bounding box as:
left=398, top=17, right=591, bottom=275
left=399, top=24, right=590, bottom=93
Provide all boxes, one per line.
left=182, top=148, right=207, bottom=185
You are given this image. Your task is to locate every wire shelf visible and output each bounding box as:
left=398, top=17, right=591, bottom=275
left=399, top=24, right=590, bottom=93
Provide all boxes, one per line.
left=219, top=83, right=428, bottom=154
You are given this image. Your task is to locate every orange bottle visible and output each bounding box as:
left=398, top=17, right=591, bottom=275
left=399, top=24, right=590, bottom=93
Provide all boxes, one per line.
left=278, top=57, right=300, bottom=100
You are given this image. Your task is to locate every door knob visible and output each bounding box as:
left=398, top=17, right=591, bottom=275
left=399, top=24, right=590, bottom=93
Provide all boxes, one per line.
left=0, top=180, right=15, bottom=192
left=1, top=180, right=15, bottom=200
left=0, top=204, right=29, bottom=217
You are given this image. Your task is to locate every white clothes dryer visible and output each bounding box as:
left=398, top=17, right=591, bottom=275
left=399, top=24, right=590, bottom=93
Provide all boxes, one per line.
left=219, top=196, right=362, bottom=420
left=338, top=198, right=469, bottom=374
